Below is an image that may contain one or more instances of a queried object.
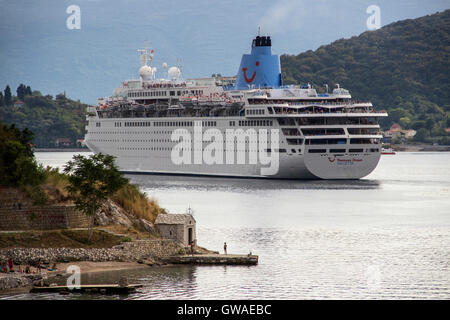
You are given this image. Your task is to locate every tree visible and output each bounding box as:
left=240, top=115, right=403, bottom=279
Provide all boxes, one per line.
left=0, top=92, right=4, bottom=106
left=425, top=117, right=434, bottom=132
left=25, top=86, right=32, bottom=96
left=4, top=85, right=12, bottom=106
left=414, top=128, right=430, bottom=142
left=63, top=153, right=128, bottom=241
left=0, top=123, right=44, bottom=187
left=0, top=88, right=87, bottom=147
left=17, top=84, right=26, bottom=100
left=399, top=116, right=411, bottom=128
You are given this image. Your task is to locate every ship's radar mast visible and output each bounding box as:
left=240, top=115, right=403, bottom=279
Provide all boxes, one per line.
left=137, top=40, right=151, bottom=67
left=177, top=58, right=183, bottom=79
left=138, top=40, right=156, bottom=81
left=162, top=62, right=168, bottom=79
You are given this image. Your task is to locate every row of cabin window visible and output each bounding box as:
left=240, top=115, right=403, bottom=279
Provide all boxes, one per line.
left=101, top=120, right=274, bottom=128
left=92, top=138, right=278, bottom=143
left=129, top=91, right=167, bottom=97
left=89, top=131, right=183, bottom=135
left=308, top=148, right=379, bottom=153
left=123, top=121, right=218, bottom=127
left=277, top=118, right=379, bottom=126
left=155, top=121, right=216, bottom=127
left=117, top=147, right=280, bottom=152
left=304, top=138, right=380, bottom=145
left=128, top=90, right=204, bottom=98
left=238, top=120, right=273, bottom=126
left=125, top=121, right=152, bottom=127
left=246, top=109, right=265, bottom=115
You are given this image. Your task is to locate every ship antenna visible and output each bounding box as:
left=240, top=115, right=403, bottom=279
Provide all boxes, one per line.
left=137, top=40, right=150, bottom=66
left=176, top=58, right=183, bottom=80
left=257, top=26, right=261, bottom=36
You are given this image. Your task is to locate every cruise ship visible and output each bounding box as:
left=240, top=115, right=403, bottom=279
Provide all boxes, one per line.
left=85, top=35, right=388, bottom=179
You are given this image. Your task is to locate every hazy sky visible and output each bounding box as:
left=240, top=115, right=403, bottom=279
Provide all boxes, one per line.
left=1, top=0, right=449, bottom=103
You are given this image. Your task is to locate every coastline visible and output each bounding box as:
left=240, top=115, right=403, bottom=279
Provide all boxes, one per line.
left=391, top=145, right=450, bottom=152
left=55, top=260, right=151, bottom=274
left=33, top=148, right=91, bottom=152
left=0, top=261, right=151, bottom=295
left=0, top=239, right=183, bottom=292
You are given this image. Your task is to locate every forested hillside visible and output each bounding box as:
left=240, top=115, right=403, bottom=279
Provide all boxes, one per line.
left=0, top=84, right=87, bottom=147
left=1, top=11, right=449, bottom=146
left=281, top=10, right=450, bottom=144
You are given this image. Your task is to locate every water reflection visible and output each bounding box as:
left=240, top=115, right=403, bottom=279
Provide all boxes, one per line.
left=126, top=173, right=381, bottom=192
left=10, top=152, right=446, bottom=299
left=2, top=225, right=449, bottom=300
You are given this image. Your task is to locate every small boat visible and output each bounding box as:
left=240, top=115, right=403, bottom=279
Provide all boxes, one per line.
left=30, top=283, right=142, bottom=294
left=381, top=148, right=396, bottom=155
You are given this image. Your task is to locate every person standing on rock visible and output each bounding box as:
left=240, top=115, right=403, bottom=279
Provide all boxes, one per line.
left=2, top=261, right=9, bottom=273
left=8, top=258, right=14, bottom=272
left=224, top=242, right=227, bottom=255
left=190, top=241, right=195, bottom=255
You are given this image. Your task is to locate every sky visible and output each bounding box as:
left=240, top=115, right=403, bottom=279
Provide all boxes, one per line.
left=0, top=0, right=449, bottom=104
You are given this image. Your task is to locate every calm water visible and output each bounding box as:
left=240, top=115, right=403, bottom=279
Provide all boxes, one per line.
left=2, top=152, right=449, bottom=299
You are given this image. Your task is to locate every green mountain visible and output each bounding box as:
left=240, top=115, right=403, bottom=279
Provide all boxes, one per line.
left=281, top=10, right=450, bottom=144
left=1, top=11, right=449, bottom=146
left=0, top=87, right=87, bottom=148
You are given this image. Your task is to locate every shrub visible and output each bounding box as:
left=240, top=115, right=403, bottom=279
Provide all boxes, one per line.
left=121, top=236, right=132, bottom=243
left=113, top=183, right=163, bottom=223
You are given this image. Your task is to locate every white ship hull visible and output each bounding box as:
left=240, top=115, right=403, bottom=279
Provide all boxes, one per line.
left=85, top=117, right=382, bottom=180
left=85, top=35, right=387, bottom=180
left=107, top=153, right=381, bottom=180
left=86, top=143, right=381, bottom=180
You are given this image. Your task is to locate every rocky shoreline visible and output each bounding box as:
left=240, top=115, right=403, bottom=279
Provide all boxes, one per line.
left=0, top=240, right=180, bottom=264
left=0, top=273, right=44, bottom=291
left=0, top=239, right=183, bottom=291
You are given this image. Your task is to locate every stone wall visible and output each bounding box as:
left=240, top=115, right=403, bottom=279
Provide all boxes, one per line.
left=0, top=239, right=182, bottom=265
left=0, top=206, right=90, bottom=231
left=156, top=223, right=196, bottom=247
left=0, top=187, right=90, bottom=231
left=156, top=224, right=182, bottom=244
left=0, top=187, right=33, bottom=209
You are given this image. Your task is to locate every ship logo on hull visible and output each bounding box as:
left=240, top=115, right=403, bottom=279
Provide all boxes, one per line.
left=242, top=61, right=259, bottom=83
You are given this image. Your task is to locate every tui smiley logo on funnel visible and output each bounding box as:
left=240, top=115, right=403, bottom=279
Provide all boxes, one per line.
left=242, top=61, right=259, bottom=83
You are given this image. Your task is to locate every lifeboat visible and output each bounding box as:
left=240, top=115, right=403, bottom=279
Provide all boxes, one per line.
left=381, top=148, right=396, bottom=155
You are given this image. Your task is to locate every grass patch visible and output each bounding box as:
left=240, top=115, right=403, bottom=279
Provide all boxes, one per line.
left=120, top=236, right=132, bottom=243
left=112, top=183, right=164, bottom=223
left=98, top=225, right=159, bottom=240
left=0, top=229, right=124, bottom=249
left=42, top=167, right=164, bottom=223
left=41, top=167, right=71, bottom=204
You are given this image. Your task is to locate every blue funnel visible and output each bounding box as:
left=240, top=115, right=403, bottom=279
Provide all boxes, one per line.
left=234, top=35, right=282, bottom=90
